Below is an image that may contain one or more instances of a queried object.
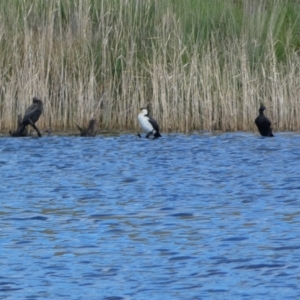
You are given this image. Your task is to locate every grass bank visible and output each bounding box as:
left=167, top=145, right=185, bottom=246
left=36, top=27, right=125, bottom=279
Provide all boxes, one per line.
left=0, top=0, right=300, bottom=133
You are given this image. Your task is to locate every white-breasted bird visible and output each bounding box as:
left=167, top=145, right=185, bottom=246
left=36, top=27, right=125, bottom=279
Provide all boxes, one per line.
left=138, top=108, right=162, bottom=138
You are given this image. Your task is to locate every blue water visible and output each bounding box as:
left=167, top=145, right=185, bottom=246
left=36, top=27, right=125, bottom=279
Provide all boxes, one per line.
left=0, top=132, right=300, bottom=299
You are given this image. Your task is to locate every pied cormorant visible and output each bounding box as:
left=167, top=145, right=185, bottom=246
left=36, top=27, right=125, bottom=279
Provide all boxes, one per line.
left=138, top=108, right=162, bottom=138
left=255, top=104, right=274, bottom=137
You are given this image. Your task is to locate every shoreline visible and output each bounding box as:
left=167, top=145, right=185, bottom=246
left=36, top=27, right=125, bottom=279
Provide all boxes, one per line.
left=0, top=130, right=299, bottom=138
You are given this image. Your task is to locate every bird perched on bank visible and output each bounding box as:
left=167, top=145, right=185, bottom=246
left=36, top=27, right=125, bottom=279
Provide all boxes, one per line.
left=255, top=104, right=274, bottom=137
left=138, top=107, right=162, bottom=138
left=14, top=97, right=43, bottom=137
left=76, top=116, right=97, bottom=137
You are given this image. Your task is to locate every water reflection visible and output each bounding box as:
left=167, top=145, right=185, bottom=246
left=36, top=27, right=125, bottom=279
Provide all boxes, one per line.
left=0, top=132, right=300, bottom=299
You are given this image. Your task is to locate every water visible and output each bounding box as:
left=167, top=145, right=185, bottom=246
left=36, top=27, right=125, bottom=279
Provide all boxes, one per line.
left=0, top=132, right=300, bottom=299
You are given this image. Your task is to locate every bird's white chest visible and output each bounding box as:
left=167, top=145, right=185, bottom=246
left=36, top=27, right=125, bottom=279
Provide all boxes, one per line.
left=138, top=113, right=153, bottom=133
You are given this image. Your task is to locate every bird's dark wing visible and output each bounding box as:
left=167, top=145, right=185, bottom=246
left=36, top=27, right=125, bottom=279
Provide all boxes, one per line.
left=255, top=115, right=271, bottom=127
left=264, top=117, right=271, bottom=126
left=148, top=117, right=160, bottom=132
left=76, top=122, right=84, bottom=134
left=22, top=103, right=42, bottom=124
left=87, top=119, right=97, bottom=136
left=24, top=103, right=38, bottom=117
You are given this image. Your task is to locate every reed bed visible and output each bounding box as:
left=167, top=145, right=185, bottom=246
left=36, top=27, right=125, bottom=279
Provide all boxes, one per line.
left=0, top=0, right=300, bottom=133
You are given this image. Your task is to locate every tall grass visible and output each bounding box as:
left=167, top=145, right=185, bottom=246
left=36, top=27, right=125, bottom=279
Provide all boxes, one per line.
left=0, top=0, right=300, bottom=133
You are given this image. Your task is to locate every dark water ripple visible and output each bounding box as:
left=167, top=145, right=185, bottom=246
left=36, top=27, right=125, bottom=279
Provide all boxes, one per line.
left=0, top=132, right=300, bottom=299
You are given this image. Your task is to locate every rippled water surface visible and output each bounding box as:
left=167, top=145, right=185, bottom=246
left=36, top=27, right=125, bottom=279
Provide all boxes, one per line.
left=1, top=132, right=300, bottom=299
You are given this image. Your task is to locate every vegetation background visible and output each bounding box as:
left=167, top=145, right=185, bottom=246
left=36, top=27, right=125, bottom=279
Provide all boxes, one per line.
left=1, top=0, right=300, bottom=133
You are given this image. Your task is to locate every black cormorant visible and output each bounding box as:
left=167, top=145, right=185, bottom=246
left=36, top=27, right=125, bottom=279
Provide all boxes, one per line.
left=76, top=117, right=97, bottom=137
left=255, top=104, right=274, bottom=137
left=15, top=97, right=43, bottom=137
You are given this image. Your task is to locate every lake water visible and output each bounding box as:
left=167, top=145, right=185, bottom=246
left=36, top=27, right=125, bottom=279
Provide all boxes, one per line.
left=0, top=132, right=300, bottom=299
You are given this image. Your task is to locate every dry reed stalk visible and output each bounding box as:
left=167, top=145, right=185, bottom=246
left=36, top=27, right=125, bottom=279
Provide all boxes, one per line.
left=0, top=0, right=299, bottom=133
